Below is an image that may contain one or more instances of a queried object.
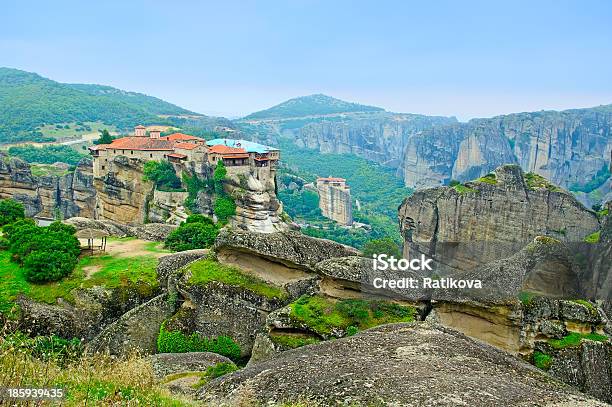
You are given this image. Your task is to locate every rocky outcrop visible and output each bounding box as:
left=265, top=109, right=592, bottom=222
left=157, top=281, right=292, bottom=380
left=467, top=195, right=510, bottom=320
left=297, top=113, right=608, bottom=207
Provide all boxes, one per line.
left=290, top=112, right=456, bottom=172
left=225, top=170, right=288, bottom=233
left=65, top=216, right=177, bottom=241
left=214, top=228, right=360, bottom=271
left=0, top=152, right=96, bottom=218
left=399, top=165, right=599, bottom=262
left=94, top=155, right=154, bottom=224
left=86, top=293, right=177, bottom=356
left=17, top=282, right=160, bottom=341
left=199, top=322, right=607, bottom=406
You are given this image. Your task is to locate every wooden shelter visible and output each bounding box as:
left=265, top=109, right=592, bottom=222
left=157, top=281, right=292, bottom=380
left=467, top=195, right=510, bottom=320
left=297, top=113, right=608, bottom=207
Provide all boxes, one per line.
left=76, top=228, right=109, bottom=254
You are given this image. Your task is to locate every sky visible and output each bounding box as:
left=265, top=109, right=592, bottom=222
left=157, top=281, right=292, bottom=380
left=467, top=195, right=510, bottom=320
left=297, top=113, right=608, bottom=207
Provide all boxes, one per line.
left=1, top=0, right=611, bottom=120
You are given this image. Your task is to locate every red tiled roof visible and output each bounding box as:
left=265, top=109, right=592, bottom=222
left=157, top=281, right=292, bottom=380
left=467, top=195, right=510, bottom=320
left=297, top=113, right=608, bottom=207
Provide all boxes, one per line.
left=162, top=133, right=204, bottom=142
left=88, top=144, right=108, bottom=151
left=317, top=177, right=346, bottom=182
left=254, top=156, right=270, bottom=161
left=168, top=153, right=188, bottom=159
left=106, top=137, right=175, bottom=151
left=174, top=143, right=200, bottom=150
left=208, top=145, right=247, bottom=155
left=222, top=153, right=249, bottom=159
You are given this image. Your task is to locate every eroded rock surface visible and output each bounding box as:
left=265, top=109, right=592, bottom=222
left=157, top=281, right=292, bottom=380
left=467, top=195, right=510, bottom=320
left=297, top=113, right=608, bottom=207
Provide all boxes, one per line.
left=200, top=322, right=607, bottom=406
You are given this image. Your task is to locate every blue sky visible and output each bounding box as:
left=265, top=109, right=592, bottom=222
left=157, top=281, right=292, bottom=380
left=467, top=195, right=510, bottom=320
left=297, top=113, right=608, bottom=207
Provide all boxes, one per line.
left=1, top=0, right=611, bottom=120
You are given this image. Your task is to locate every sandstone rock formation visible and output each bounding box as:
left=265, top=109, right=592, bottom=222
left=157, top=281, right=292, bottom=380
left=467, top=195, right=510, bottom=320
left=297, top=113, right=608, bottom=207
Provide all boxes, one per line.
left=199, top=322, right=608, bottom=406
left=399, top=165, right=599, bottom=261
left=0, top=152, right=96, bottom=218
left=225, top=170, right=287, bottom=233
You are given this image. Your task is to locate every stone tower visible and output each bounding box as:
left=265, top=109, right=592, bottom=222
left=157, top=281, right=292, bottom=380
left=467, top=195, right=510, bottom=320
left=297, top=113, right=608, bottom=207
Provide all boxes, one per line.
left=316, top=177, right=353, bottom=226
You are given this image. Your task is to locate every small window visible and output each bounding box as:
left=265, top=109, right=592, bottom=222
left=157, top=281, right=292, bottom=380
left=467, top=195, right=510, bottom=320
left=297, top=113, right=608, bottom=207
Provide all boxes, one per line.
left=101, top=165, right=105, bottom=170
left=150, top=154, right=153, bottom=158
left=131, top=150, right=133, bottom=155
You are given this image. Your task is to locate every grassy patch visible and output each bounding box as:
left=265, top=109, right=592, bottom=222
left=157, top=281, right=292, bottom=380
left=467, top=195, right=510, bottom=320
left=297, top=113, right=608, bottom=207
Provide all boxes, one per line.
left=186, top=259, right=286, bottom=300
left=584, top=231, right=601, bottom=243
left=518, top=291, right=537, bottom=306
left=144, top=241, right=172, bottom=253
left=524, top=172, right=563, bottom=192
left=0, top=250, right=159, bottom=314
left=289, top=295, right=415, bottom=336
left=269, top=333, right=321, bottom=349
left=452, top=184, right=478, bottom=194
left=157, top=323, right=241, bottom=361
left=476, top=173, right=497, bottom=185
left=533, top=351, right=553, bottom=370
left=570, top=299, right=598, bottom=314
left=0, top=337, right=190, bottom=406
left=29, top=163, right=72, bottom=177
left=548, top=332, right=608, bottom=350
left=195, top=362, right=239, bottom=387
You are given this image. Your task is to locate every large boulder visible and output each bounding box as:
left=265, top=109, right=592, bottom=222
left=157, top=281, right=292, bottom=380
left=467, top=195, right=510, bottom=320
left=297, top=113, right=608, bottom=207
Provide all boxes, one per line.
left=214, top=228, right=360, bottom=271
left=199, top=322, right=607, bottom=406
left=86, top=293, right=177, bottom=356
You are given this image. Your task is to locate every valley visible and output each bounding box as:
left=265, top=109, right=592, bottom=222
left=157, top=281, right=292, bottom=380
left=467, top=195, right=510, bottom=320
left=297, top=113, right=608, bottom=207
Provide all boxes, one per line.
left=0, top=68, right=610, bottom=406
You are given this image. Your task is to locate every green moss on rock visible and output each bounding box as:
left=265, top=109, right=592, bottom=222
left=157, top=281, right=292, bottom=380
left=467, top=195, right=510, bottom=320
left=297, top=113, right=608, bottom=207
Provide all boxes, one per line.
left=185, top=259, right=287, bottom=300
left=269, top=333, right=321, bottom=349
left=289, top=295, right=415, bottom=336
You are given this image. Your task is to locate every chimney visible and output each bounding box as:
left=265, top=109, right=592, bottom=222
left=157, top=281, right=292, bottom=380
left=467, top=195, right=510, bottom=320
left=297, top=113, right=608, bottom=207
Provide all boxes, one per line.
left=134, top=125, right=146, bottom=137
left=150, top=130, right=161, bottom=139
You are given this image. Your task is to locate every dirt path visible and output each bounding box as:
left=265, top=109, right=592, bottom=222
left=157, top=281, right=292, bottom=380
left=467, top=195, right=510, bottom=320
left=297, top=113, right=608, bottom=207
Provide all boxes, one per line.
left=79, top=238, right=169, bottom=259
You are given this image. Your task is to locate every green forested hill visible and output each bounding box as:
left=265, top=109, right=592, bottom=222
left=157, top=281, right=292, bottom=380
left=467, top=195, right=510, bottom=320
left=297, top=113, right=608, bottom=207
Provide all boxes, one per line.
left=0, top=68, right=197, bottom=143
left=243, top=94, right=384, bottom=120
left=67, top=83, right=193, bottom=116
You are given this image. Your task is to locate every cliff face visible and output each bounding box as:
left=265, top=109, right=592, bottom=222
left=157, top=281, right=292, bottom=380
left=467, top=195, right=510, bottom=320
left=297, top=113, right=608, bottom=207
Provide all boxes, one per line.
left=247, top=106, right=612, bottom=206
left=398, top=165, right=607, bottom=301
left=399, top=164, right=599, bottom=248
left=403, top=107, right=612, bottom=194
left=93, top=155, right=154, bottom=224
left=0, top=152, right=96, bottom=218
left=292, top=113, right=456, bottom=172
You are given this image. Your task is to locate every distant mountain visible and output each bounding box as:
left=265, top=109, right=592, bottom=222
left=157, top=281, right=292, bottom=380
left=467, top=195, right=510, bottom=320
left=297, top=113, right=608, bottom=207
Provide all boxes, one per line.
left=0, top=68, right=198, bottom=143
left=243, top=94, right=384, bottom=120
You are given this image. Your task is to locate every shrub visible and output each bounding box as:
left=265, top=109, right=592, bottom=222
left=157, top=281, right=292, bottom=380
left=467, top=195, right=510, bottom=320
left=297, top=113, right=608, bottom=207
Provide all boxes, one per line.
left=143, top=160, right=182, bottom=190
left=0, top=199, right=25, bottom=226
left=2, top=220, right=80, bottom=283
left=164, top=222, right=220, bottom=251
left=533, top=351, right=552, bottom=370
left=156, top=323, right=241, bottom=361
left=185, top=214, right=214, bottom=225
left=448, top=180, right=460, bottom=187
left=214, top=196, right=236, bottom=223
left=213, top=161, right=227, bottom=195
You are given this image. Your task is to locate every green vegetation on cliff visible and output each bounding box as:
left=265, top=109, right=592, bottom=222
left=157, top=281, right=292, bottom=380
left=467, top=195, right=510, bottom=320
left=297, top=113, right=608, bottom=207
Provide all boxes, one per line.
left=143, top=160, right=183, bottom=191
left=165, top=215, right=220, bottom=251
left=533, top=351, right=553, bottom=370
left=157, top=322, right=241, bottom=361
left=7, top=144, right=86, bottom=166
left=0, top=198, right=25, bottom=226
left=289, top=295, right=415, bottom=336
left=524, top=172, right=563, bottom=192
left=269, top=333, right=321, bottom=349
left=3, top=220, right=80, bottom=283
left=186, top=259, right=287, bottom=300
left=547, top=332, right=608, bottom=349
left=195, top=362, right=239, bottom=387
